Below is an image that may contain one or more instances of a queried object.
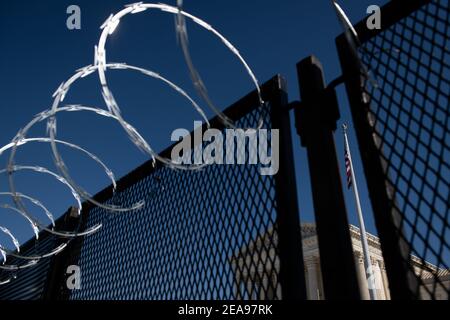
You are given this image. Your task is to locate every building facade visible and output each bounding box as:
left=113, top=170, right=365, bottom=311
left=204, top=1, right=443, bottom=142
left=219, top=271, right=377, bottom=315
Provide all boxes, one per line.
left=231, top=223, right=449, bottom=300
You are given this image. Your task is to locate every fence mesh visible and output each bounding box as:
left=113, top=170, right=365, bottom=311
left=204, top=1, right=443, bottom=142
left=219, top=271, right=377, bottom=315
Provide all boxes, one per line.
left=0, top=234, right=56, bottom=300
left=62, top=100, right=284, bottom=300
left=358, top=0, right=449, bottom=300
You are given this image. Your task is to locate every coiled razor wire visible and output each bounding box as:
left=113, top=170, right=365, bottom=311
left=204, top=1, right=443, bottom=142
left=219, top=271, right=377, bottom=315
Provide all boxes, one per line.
left=0, top=2, right=265, bottom=284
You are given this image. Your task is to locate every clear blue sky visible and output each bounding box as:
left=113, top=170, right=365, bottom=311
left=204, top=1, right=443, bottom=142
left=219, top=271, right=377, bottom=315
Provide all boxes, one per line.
left=0, top=0, right=388, bottom=248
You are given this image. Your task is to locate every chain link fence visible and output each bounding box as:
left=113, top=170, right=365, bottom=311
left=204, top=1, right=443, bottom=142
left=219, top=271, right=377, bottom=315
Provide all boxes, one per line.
left=9, top=76, right=304, bottom=300
left=338, top=0, right=449, bottom=300
left=0, top=233, right=56, bottom=300
left=1, top=0, right=449, bottom=301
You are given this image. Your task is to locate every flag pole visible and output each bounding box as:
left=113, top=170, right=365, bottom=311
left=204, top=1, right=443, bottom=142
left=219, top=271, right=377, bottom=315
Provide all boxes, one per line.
left=343, top=123, right=376, bottom=300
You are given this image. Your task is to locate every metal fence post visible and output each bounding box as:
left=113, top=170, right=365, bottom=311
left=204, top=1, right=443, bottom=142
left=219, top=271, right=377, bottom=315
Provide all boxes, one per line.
left=270, top=75, right=307, bottom=300
left=295, top=56, right=361, bottom=300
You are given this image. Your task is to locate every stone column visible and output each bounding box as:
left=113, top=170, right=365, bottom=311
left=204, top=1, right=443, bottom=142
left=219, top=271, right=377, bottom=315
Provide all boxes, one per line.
left=372, top=259, right=386, bottom=300
left=246, top=278, right=255, bottom=299
left=305, top=258, right=319, bottom=300
left=234, top=274, right=242, bottom=299
left=379, top=261, right=391, bottom=300
left=316, top=261, right=325, bottom=300
left=355, top=253, right=370, bottom=300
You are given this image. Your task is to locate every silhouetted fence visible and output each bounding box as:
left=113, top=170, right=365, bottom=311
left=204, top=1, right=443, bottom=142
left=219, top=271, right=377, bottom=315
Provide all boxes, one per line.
left=337, top=0, right=449, bottom=299
left=0, top=0, right=448, bottom=300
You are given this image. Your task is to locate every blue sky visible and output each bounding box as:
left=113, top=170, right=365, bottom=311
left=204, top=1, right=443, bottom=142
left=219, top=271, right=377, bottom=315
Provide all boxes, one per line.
left=0, top=0, right=388, bottom=248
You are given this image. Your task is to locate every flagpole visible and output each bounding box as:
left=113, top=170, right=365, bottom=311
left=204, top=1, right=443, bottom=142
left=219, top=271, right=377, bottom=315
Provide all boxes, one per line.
left=343, top=124, right=376, bottom=300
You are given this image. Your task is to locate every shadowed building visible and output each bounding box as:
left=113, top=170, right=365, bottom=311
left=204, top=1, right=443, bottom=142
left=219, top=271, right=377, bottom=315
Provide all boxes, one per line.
left=231, top=223, right=449, bottom=300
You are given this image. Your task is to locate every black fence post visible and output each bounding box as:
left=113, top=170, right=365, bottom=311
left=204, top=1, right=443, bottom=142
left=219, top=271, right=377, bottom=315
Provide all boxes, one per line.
left=270, top=75, right=307, bottom=300
left=295, top=56, right=361, bottom=300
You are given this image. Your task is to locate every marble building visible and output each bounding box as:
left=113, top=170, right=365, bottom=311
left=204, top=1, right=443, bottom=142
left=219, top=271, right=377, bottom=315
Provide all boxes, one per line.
left=230, top=223, right=449, bottom=300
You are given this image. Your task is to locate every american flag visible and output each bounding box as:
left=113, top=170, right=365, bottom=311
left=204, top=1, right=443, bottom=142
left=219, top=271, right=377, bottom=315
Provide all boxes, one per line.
left=345, top=145, right=352, bottom=189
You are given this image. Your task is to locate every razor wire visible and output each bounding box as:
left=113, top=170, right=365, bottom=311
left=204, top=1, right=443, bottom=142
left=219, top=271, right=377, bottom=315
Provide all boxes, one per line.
left=0, top=2, right=265, bottom=284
